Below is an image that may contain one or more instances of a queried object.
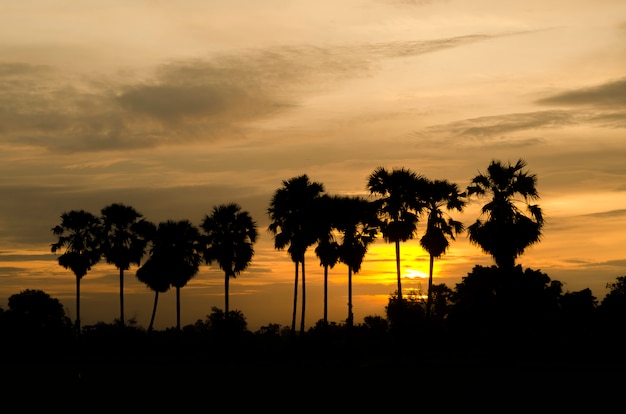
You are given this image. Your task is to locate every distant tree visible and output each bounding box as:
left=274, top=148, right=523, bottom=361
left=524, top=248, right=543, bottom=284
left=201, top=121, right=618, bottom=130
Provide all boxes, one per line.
left=138, top=220, right=201, bottom=332
left=3, top=289, right=73, bottom=357
left=314, top=195, right=340, bottom=326
left=136, top=255, right=171, bottom=332
left=418, top=179, right=465, bottom=320
left=367, top=167, right=426, bottom=300
left=428, top=283, right=454, bottom=323
left=466, top=159, right=544, bottom=269
left=385, top=289, right=426, bottom=337
left=6, top=289, right=72, bottom=334
left=205, top=306, right=248, bottom=336
left=100, top=203, right=154, bottom=327
left=201, top=203, right=258, bottom=317
left=335, top=196, right=379, bottom=328
left=599, top=276, right=626, bottom=323
left=448, top=265, right=562, bottom=343
left=51, top=209, right=102, bottom=332
left=268, top=174, right=325, bottom=336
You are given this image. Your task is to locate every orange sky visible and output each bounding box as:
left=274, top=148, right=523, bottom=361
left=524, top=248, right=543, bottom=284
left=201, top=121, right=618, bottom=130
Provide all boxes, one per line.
left=1, top=0, right=625, bottom=331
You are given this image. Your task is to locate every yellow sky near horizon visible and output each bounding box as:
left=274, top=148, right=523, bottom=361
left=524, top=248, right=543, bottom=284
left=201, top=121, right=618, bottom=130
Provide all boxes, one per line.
left=1, top=0, right=625, bottom=331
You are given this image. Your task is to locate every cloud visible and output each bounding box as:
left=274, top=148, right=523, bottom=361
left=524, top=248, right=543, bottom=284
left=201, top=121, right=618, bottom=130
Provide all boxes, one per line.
left=0, top=182, right=270, bottom=246
left=420, top=110, right=576, bottom=141
left=418, top=104, right=626, bottom=145
left=537, top=77, right=626, bottom=108
left=0, top=33, right=518, bottom=153
left=581, top=209, right=626, bottom=218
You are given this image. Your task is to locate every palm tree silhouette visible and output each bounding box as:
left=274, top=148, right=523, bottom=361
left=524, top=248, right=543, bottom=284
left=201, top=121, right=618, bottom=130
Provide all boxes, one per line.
left=367, top=167, right=426, bottom=300
left=138, top=220, right=202, bottom=332
left=50, top=210, right=102, bottom=333
left=100, top=203, right=154, bottom=327
left=135, top=255, right=171, bottom=332
left=314, top=195, right=340, bottom=327
left=200, top=203, right=258, bottom=317
left=335, top=196, right=379, bottom=328
left=268, top=174, right=325, bottom=336
left=418, top=179, right=465, bottom=320
left=467, top=159, right=544, bottom=269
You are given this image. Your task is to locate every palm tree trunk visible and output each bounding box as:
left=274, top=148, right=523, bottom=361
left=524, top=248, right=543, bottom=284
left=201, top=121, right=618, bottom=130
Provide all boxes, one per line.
left=75, top=275, right=81, bottom=334
left=148, top=291, right=159, bottom=333
left=426, top=254, right=434, bottom=320
left=300, top=256, right=306, bottom=335
left=176, top=286, right=181, bottom=332
left=347, top=268, right=353, bottom=328
left=323, top=265, right=328, bottom=325
left=119, top=268, right=125, bottom=327
left=225, top=271, right=230, bottom=316
left=291, top=261, right=299, bottom=336
left=395, top=240, right=402, bottom=300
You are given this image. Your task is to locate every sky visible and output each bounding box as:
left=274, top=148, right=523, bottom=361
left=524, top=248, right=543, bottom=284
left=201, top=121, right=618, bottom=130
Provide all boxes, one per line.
left=1, top=0, right=625, bottom=332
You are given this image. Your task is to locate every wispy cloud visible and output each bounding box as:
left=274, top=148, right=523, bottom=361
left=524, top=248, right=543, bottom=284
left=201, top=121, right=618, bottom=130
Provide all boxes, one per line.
left=537, top=77, right=626, bottom=108
left=0, top=32, right=524, bottom=153
left=418, top=110, right=576, bottom=143
left=581, top=208, right=626, bottom=218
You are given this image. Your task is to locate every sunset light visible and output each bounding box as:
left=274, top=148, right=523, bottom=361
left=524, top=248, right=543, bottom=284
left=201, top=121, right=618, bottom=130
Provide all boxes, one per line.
left=1, top=0, right=625, bottom=334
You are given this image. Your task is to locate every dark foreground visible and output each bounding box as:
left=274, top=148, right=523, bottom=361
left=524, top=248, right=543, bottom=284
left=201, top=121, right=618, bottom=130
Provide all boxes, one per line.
left=3, top=332, right=625, bottom=411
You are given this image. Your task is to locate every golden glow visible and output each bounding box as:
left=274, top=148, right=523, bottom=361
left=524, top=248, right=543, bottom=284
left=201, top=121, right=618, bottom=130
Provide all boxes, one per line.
left=404, top=268, right=428, bottom=280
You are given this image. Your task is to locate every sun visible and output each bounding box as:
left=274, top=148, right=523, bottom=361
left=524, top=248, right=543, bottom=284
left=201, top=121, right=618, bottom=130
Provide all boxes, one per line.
left=404, top=268, right=428, bottom=279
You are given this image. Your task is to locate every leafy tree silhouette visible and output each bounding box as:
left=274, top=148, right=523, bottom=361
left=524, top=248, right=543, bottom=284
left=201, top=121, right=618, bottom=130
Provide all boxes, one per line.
left=466, top=159, right=544, bottom=269
left=201, top=203, right=258, bottom=317
left=448, top=265, right=562, bottom=352
left=598, top=276, right=626, bottom=344
left=100, top=203, right=154, bottom=327
left=5, top=289, right=73, bottom=351
left=51, top=209, right=102, bottom=333
left=385, top=289, right=425, bottom=338
left=418, top=178, right=465, bottom=320
left=268, top=174, right=325, bottom=336
left=367, top=167, right=426, bottom=300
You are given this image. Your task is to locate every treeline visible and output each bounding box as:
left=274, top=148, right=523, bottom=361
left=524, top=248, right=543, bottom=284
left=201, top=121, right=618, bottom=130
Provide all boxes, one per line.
left=43, top=158, right=544, bottom=336
left=3, top=158, right=626, bottom=363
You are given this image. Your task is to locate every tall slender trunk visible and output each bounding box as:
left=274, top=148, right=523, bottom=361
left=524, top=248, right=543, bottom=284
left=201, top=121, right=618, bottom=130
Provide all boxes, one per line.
left=395, top=240, right=402, bottom=300
left=148, top=291, right=159, bottom=333
left=291, top=261, right=299, bottom=336
left=75, top=275, right=81, bottom=334
left=347, top=267, right=353, bottom=328
left=426, top=254, right=434, bottom=320
left=300, top=256, right=306, bottom=335
left=176, top=286, right=181, bottom=332
left=323, top=265, right=328, bottom=325
left=225, top=271, right=230, bottom=316
left=119, top=268, right=125, bottom=327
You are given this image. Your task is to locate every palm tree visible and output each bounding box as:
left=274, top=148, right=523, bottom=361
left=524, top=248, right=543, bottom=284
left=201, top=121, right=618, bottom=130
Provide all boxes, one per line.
left=100, top=203, right=154, bottom=327
left=419, top=179, right=465, bottom=320
left=335, top=196, right=379, bottom=328
left=200, top=203, right=258, bottom=317
left=367, top=167, right=426, bottom=300
left=267, top=174, right=325, bottom=336
left=135, top=255, right=171, bottom=333
left=140, top=220, right=202, bottom=332
left=314, top=195, right=340, bottom=327
left=51, top=210, right=102, bottom=332
left=467, top=159, right=544, bottom=270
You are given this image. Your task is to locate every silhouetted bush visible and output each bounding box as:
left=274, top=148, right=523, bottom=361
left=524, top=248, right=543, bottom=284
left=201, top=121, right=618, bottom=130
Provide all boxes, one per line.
left=385, top=290, right=426, bottom=339
left=1, top=289, right=74, bottom=359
